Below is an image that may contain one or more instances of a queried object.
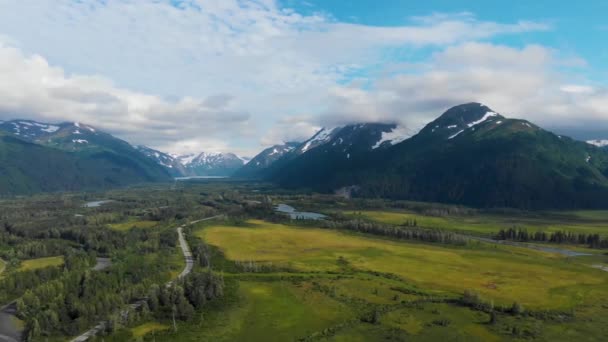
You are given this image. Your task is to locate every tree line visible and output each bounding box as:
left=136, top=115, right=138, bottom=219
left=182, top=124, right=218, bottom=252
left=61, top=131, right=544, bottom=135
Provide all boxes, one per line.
left=495, top=227, right=608, bottom=249
left=320, top=219, right=468, bottom=245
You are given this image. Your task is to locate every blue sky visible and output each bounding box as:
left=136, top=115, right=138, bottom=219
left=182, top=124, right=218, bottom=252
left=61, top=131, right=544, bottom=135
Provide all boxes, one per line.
left=0, top=0, right=605, bottom=155
left=288, top=0, right=608, bottom=78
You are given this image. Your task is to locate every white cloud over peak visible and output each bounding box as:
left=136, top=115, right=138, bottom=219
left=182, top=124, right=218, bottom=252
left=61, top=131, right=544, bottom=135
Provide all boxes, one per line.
left=0, top=42, right=251, bottom=154
left=311, top=42, right=608, bottom=138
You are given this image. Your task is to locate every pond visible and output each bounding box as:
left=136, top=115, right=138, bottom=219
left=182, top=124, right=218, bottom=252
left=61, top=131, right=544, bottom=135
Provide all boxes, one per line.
left=83, top=200, right=114, bottom=208
left=275, top=204, right=326, bottom=220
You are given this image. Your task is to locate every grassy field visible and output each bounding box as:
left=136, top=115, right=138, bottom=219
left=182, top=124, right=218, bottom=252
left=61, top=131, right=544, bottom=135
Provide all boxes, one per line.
left=344, top=210, right=608, bottom=237
left=18, top=256, right=64, bottom=271
left=108, top=219, right=159, bottom=231
left=130, top=322, right=169, bottom=338
left=108, top=216, right=608, bottom=341
left=0, top=258, right=5, bottom=276
left=199, top=220, right=608, bottom=309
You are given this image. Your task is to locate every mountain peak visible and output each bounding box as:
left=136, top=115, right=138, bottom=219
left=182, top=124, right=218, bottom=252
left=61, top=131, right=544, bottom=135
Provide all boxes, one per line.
left=419, top=103, right=504, bottom=139
left=437, top=103, right=500, bottom=122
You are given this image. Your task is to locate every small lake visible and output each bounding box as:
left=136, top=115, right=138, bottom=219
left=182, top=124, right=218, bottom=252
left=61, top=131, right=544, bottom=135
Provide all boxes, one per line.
left=174, top=176, right=228, bottom=180
left=83, top=200, right=114, bottom=208
left=275, top=204, right=326, bottom=220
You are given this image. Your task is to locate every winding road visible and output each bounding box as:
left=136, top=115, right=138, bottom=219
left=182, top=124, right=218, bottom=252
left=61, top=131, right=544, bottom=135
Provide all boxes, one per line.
left=70, top=215, right=221, bottom=342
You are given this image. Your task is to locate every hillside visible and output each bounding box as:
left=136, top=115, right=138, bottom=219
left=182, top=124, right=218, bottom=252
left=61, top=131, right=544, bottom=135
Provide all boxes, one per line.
left=0, top=121, right=171, bottom=194
left=135, top=145, right=189, bottom=177
left=264, top=103, right=608, bottom=209
left=233, top=142, right=300, bottom=179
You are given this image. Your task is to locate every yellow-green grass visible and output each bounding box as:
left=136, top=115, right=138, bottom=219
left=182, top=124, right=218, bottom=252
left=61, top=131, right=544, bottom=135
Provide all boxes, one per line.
left=338, top=303, right=499, bottom=342
left=170, top=281, right=354, bottom=341
left=108, top=219, right=159, bottom=231
left=19, top=256, right=64, bottom=271
left=0, top=258, right=6, bottom=276
left=312, top=275, right=425, bottom=305
left=558, top=210, right=608, bottom=221
left=200, top=220, right=608, bottom=309
left=344, top=210, right=608, bottom=237
left=131, top=322, right=169, bottom=338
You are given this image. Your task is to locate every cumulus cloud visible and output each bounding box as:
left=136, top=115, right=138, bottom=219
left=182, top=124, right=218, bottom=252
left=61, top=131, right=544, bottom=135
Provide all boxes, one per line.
left=0, top=0, right=553, bottom=154
left=311, top=42, right=608, bottom=139
left=0, top=43, right=251, bottom=154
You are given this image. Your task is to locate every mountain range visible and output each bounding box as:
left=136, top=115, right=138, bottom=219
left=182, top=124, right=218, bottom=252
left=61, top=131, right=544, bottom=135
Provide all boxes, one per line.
left=0, top=120, right=171, bottom=194
left=0, top=119, right=248, bottom=194
left=1, top=103, right=608, bottom=209
left=136, top=146, right=249, bottom=177
left=242, top=103, right=608, bottom=209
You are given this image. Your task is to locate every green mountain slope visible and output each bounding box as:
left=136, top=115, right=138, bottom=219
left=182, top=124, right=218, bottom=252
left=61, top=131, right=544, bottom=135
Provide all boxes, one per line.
left=0, top=121, right=171, bottom=194
left=267, top=103, right=608, bottom=209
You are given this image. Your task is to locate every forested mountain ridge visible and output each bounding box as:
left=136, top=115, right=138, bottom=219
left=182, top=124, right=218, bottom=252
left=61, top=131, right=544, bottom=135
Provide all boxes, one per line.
left=135, top=145, right=189, bottom=177
left=0, top=120, right=171, bottom=194
left=260, top=103, right=608, bottom=209
left=237, top=123, right=410, bottom=180
left=233, top=141, right=300, bottom=179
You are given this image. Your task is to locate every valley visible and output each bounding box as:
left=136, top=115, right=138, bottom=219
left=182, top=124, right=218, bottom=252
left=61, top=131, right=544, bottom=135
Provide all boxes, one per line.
left=2, top=2, right=607, bottom=341
left=1, top=182, right=606, bottom=341
left=1, top=106, right=608, bottom=342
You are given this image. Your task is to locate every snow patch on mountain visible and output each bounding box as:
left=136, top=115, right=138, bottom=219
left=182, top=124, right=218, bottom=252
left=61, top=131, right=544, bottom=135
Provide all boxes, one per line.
left=177, top=154, right=198, bottom=166
left=301, top=127, right=339, bottom=153
left=448, top=129, right=465, bottom=140
left=40, top=125, right=59, bottom=133
left=445, top=111, right=498, bottom=140
left=587, top=140, right=608, bottom=147
left=372, top=126, right=411, bottom=149
left=468, top=111, right=498, bottom=128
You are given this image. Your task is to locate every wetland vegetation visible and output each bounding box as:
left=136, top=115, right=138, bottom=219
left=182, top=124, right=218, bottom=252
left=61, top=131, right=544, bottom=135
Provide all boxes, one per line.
left=0, top=181, right=606, bottom=341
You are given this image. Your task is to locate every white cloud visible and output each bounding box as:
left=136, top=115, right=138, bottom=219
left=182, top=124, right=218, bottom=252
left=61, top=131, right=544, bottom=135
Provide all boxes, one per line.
left=310, top=42, right=608, bottom=138
left=0, top=42, right=251, bottom=155
left=0, top=1, right=551, bottom=154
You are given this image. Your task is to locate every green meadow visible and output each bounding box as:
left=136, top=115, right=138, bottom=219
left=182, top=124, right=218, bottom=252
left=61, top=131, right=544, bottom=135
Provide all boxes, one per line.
left=126, top=218, right=608, bottom=341
left=200, top=220, right=607, bottom=309
left=130, top=322, right=169, bottom=339
left=18, top=256, right=64, bottom=271
left=108, top=219, right=160, bottom=231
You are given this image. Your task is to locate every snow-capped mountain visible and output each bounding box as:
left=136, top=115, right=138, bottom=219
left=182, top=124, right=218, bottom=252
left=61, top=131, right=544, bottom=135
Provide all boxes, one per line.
left=0, top=119, right=171, bottom=194
left=415, top=102, right=508, bottom=141
left=294, top=123, right=413, bottom=156
left=178, top=152, right=247, bottom=176
left=0, top=120, right=62, bottom=139
left=136, top=146, right=189, bottom=177
left=233, top=142, right=300, bottom=178
left=255, top=102, right=608, bottom=209
left=235, top=123, right=411, bottom=179
left=135, top=148, right=250, bottom=177
left=0, top=120, right=101, bottom=150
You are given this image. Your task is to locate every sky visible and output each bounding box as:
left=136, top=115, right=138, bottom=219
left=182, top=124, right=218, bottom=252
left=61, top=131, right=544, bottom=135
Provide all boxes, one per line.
left=0, top=0, right=606, bottom=156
